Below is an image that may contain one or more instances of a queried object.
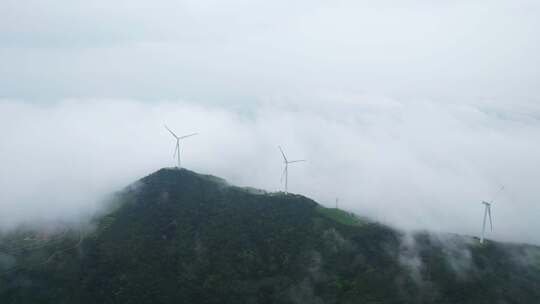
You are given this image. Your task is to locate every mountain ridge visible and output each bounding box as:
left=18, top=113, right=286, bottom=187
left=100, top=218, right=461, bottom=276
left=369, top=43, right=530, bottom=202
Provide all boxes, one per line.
left=1, top=168, right=539, bottom=304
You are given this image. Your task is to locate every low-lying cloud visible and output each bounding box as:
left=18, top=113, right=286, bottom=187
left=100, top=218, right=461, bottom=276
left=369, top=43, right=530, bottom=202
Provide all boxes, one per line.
left=1, top=98, right=539, bottom=245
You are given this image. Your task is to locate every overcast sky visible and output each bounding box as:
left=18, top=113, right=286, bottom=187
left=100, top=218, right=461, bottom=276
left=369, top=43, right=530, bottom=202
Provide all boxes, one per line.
left=1, top=0, right=539, bottom=244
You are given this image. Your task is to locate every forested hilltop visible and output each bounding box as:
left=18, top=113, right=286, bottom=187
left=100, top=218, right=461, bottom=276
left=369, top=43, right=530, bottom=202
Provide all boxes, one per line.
left=1, top=168, right=539, bottom=303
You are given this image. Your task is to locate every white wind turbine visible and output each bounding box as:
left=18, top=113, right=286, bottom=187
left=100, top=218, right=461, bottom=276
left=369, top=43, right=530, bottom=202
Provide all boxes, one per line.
left=480, top=201, right=493, bottom=244
left=480, top=186, right=504, bottom=244
left=164, top=125, right=198, bottom=169
left=278, top=146, right=305, bottom=194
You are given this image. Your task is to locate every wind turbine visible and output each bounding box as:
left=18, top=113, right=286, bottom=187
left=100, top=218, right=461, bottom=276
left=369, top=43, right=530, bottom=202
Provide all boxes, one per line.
left=278, top=146, right=305, bottom=194
left=164, top=125, right=197, bottom=169
left=480, top=201, right=493, bottom=244
left=479, top=186, right=504, bottom=244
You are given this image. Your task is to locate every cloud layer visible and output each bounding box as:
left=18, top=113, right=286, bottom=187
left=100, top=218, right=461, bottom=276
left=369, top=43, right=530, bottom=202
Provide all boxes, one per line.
left=1, top=98, right=539, bottom=245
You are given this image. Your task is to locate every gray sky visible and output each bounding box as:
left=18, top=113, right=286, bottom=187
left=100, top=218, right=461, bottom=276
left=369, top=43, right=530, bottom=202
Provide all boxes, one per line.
left=1, top=0, right=539, bottom=244
left=2, top=0, right=539, bottom=103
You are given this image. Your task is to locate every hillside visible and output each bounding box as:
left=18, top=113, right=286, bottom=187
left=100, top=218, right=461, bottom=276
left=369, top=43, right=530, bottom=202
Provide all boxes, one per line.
left=1, top=168, right=539, bottom=303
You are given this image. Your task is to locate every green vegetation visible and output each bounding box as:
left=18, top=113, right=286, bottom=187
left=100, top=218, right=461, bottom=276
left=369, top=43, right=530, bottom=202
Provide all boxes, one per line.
left=1, top=168, right=539, bottom=304
left=316, top=206, right=367, bottom=226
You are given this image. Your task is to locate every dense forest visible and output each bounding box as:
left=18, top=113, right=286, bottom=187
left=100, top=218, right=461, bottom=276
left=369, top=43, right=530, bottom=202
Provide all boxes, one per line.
left=1, top=168, right=539, bottom=303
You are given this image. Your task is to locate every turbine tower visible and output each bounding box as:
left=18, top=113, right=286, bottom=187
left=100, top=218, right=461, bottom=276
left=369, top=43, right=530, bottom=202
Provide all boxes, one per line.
left=279, top=146, right=305, bottom=194
left=164, top=125, right=197, bottom=169
left=480, top=201, right=493, bottom=244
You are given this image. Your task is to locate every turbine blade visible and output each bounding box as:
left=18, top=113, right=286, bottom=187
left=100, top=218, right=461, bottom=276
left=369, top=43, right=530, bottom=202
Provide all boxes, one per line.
left=488, top=206, right=493, bottom=231
left=278, top=146, right=288, bottom=162
left=179, top=133, right=198, bottom=139
left=164, top=124, right=179, bottom=138
left=288, top=159, right=306, bottom=163
left=280, top=167, right=286, bottom=183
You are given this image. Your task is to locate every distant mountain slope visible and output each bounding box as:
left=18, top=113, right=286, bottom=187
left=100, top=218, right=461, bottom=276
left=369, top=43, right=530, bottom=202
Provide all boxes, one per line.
left=1, top=168, right=539, bottom=303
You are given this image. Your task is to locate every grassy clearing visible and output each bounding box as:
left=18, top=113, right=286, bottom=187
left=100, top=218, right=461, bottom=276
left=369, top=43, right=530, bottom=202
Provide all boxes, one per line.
left=316, top=207, right=367, bottom=226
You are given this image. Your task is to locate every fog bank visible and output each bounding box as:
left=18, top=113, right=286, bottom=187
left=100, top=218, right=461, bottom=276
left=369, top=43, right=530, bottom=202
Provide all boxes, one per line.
left=1, top=98, right=539, bottom=245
